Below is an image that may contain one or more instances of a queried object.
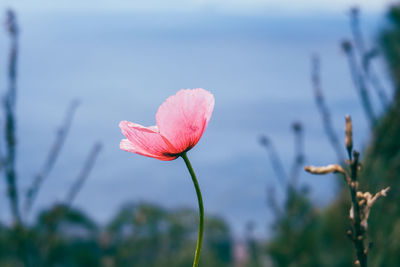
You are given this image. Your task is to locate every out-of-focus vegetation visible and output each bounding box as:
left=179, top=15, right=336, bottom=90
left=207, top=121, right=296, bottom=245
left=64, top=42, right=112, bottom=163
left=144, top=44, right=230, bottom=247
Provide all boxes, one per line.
left=0, top=202, right=232, bottom=266
left=264, top=4, right=400, bottom=267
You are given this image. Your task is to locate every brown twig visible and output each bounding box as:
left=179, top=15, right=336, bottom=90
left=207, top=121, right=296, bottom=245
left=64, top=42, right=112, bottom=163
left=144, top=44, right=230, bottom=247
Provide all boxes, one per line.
left=311, top=55, right=346, bottom=163
left=305, top=164, right=346, bottom=176
left=305, top=116, right=390, bottom=267
left=349, top=7, right=390, bottom=108
left=65, top=142, right=102, bottom=207
left=3, top=9, right=22, bottom=226
left=345, top=115, right=353, bottom=159
left=342, top=40, right=377, bottom=127
left=348, top=150, right=368, bottom=267
left=24, top=100, right=80, bottom=215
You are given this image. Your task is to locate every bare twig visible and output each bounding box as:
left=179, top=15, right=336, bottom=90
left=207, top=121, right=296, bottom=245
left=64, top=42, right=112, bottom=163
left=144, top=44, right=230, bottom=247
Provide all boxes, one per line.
left=347, top=150, right=368, bottom=267
left=305, top=116, right=390, bottom=267
left=342, top=40, right=377, bottom=127
left=259, top=135, right=287, bottom=189
left=311, top=55, right=346, bottom=163
left=305, top=164, right=346, bottom=175
left=288, top=122, right=305, bottom=186
left=266, top=186, right=281, bottom=217
left=345, top=115, right=353, bottom=159
left=3, top=9, right=21, bottom=226
left=356, top=187, right=390, bottom=230
left=349, top=7, right=390, bottom=108
left=349, top=7, right=366, bottom=59
left=24, top=100, right=80, bottom=215
left=65, top=142, right=102, bottom=207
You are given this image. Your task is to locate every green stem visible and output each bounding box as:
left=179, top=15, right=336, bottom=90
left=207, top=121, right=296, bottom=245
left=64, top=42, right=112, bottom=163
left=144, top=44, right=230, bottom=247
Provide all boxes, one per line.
left=181, top=152, right=204, bottom=267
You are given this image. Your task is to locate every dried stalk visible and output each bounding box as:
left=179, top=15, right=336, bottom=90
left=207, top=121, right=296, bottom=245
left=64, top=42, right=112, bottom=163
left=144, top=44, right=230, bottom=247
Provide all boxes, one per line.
left=259, top=135, right=287, bottom=189
left=348, top=150, right=368, bottom=267
left=266, top=186, right=281, bottom=217
left=305, top=116, right=390, bottom=267
left=311, top=55, right=346, bottom=163
left=3, top=9, right=21, bottom=226
left=65, top=142, right=102, bottom=207
left=342, top=41, right=377, bottom=127
left=24, top=100, right=80, bottom=215
left=349, top=7, right=389, bottom=108
left=288, top=122, right=305, bottom=186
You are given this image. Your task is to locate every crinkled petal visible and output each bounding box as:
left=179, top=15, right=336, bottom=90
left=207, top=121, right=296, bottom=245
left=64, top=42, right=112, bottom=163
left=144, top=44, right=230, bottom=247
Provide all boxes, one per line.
left=119, top=121, right=178, bottom=160
left=155, top=88, right=215, bottom=152
left=120, top=139, right=175, bottom=161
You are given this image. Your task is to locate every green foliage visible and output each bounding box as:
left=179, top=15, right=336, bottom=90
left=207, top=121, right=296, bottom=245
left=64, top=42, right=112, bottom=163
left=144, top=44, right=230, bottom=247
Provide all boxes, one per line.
left=0, top=202, right=232, bottom=267
left=267, top=186, right=323, bottom=267
left=106, top=202, right=232, bottom=267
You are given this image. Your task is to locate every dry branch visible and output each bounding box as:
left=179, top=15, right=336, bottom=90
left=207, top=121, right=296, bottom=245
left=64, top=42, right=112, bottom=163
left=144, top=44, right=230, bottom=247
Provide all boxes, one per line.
left=305, top=116, right=390, bottom=267
left=3, top=9, right=21, bottom=226
left=259, top=135, right=287, bottom=189
left=349, top=7, right=390, bottom=108
left=289, top=122, right=305, bottom=186
left=342, top=40, right=377, bottom=127
left=24, top=100, right=80, bottom=215
left=65, top=142, right=102, bottom=207
left=311, top=55, right=346, bottom=163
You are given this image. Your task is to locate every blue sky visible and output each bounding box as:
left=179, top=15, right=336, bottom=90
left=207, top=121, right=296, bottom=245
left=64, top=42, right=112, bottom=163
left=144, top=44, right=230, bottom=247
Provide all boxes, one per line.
left=0, top=0, right=396, bottom=15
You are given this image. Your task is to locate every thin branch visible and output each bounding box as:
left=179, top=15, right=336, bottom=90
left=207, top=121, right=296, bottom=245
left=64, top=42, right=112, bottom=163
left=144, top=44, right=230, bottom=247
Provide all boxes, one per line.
left=349, top=7, right=366, bottom=59
left=65, top=142, right=102, bottom=207
left=3, top=9, right=21, bottom=226
left=305, top=164, right=346, bottom=175
left=349, top=7, right=390, bottom=108
left=342, top=40, right=377, bottom=127
left=311, top=55, right=346, bottom=163
left=357, top=187, right=390, bottom=230
left=288, top=122, right=305, bottom=186
left=348, top=150, right=368, bottom=267
left=259, top=135, right=287, bottom=189
left=24, top=100, right=80, bottom=215
left=266, top=185, right=281, bottom=217
left=305, top=116, right=390, bottom=267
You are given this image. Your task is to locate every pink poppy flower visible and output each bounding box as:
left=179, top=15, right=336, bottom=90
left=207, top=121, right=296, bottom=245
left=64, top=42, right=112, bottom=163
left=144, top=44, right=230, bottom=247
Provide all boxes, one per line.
left=119, top=88, right=215, bottom=160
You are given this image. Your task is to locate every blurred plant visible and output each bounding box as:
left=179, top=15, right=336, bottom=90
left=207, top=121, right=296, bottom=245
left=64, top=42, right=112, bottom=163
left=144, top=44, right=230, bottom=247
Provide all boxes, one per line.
left=306, top=116, right=390, bottom=267
left=349, top=7, right=390, bottom=108
left=0, top=9, right=102, bottom=224
left=0, top=8, right=102, bottom=265
left=105, top=202, right=232, bottom=267
left=311, top=55, right=346, bottom=163
left=355, top=3, right=400, bottom=266
left=260, top=122, right=323, bottom=266
left=263, top=6, right=396, bottom=267
left=3, top=8, right=21, bottom=226
left=24, top=100, right=80, bottom=215
left=341, top=8, right=391, bottom=128
left=243, top=221, right=261, bottom=267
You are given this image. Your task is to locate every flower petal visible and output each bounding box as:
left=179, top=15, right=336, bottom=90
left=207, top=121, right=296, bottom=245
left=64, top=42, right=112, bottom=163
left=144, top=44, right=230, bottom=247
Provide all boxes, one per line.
left=155, top=88, right=215, bottom=152
left=119, top=121, right=179, bottom=160
left=120, top=139, right=175, bottom=161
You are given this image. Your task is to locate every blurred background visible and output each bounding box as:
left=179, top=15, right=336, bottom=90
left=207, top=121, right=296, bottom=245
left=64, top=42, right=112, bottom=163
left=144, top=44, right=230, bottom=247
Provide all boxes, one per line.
left=0, top=0, right=398, bottom=266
